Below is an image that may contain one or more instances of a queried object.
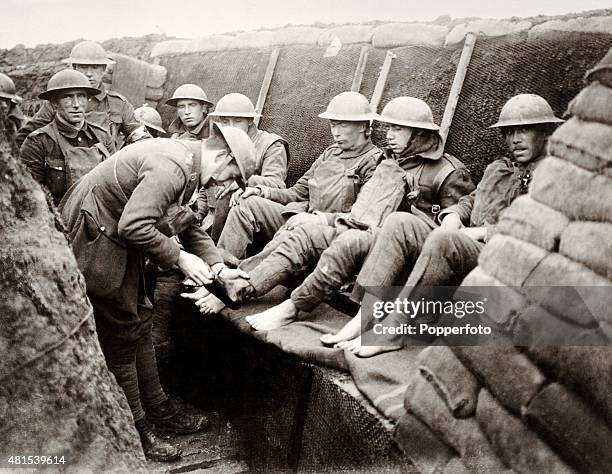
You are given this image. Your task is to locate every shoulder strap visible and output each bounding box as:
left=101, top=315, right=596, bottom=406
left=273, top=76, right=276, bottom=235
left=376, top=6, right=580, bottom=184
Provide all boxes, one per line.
left=45, top=122, right=71, bottom=160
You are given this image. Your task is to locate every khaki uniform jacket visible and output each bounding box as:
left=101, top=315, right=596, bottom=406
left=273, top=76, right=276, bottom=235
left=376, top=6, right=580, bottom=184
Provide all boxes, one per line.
left=439, top=156, right=543, bottom=241
left=59, top=138, right=222, bottom=322
left=20, top=117, right=115, bottom=203
left=169, top=116, right=210, bottom=140
left=16, top=89, right=138, bottom=149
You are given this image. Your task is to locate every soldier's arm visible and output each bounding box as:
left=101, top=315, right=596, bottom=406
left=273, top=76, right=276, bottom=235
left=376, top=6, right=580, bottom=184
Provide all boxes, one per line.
left=178, top=225, right=223, bottom=267
left=19, top=133, right=48, bottom=184
left=437, top=168, right=476, bottom=218
left=247, top=141, right=288, bottom=188
left=16, top=102, right=55, bottom=147
left=259, top=154, right=323, bottom=204
left=438, top=188, right=476, bottom=225
left=119, top=99, right=140, bottom=138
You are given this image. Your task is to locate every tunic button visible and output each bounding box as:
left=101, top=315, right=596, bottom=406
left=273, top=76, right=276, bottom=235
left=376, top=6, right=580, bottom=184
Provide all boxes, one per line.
left=100, top=226, right=106, bottom=232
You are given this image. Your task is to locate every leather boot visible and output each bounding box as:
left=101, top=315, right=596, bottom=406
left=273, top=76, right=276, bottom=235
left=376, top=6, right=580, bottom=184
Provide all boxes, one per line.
left=147, top=399, right=210, bottom=435
left=204, top=275, right=255, bottom=310
left=135, top=419, right=182, bottom=462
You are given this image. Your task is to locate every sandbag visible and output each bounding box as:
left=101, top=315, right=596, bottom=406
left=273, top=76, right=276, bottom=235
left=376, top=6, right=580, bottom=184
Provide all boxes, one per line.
left=558, top=221, right=612, bottom=279
left=145, top=86, right=165, bottom=102
left=111, top=53, right=151, bottom=106
left=188, top=35, right=234, bottom=53
left=317, top=25, right=374, bottom=46
left=522, top=253, right=611, bottom=330
left=526, top=346, right=612, bottom=428
left=514, top=303, right=608, bottom=346
left=271, top=27, right=324, bottom=46
left=479, top=234, right=549, bottom=287
left=547, top=117, right=612, bottom=177
left=451, top=344, right=546, bottom=415
left=445, top=20, right=532, bottom=45
left=496, top=195, right=569, bottom=251
left=372, top=23, right=448, bottom=48
left=405, top=377, right=507, bottom=473
left=394, top=413, right=455, bottom=474
left=150, top=39, right=193, bottom=58
left=476, top=389, right=574, bottom=474
left=524, top=382, right=612, bottom=473
left=441, top=457, right=473, bottom=474
left=229, top=30, right=275, bottom=50
left=568, top=82, right=612, bottom=125
left=417, top=346, right=480, bottom=418
left=530, top=156, right=612, bottom=222
left=146, top=64, right=168, bottom=88
left=528, top=16, right=612, bottom=38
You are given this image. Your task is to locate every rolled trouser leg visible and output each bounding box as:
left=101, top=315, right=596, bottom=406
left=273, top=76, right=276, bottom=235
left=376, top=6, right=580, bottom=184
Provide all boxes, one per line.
left=247, top=224, right=338, bottom=297
left=291, top=228, right=375, bottom=313
left=218, top=196, right=286, bottom=259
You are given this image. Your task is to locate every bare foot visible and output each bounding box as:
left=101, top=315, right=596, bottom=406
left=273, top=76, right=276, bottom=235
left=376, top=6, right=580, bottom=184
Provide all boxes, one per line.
left=198, top=293, right=226, bottom=315
left=246, top=299, right=297, bottom=331
left=338, top=335, right=402, bottom=358
left=320, top=309, right=363, bottom=346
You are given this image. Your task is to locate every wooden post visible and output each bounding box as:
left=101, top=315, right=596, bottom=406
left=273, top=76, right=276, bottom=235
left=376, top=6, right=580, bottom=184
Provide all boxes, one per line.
left=370, top=51, right=396, bottom=112
left=254, top=48, right=280, bottom=127
left=439, top=32, right=477, bottom=145
left=351, top=45, right=369, bottom=93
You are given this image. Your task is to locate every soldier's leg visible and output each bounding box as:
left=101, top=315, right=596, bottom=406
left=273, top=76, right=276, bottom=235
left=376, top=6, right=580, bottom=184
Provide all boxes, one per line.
left=404, top=228, right=485, bottom=287
left=217, top=196, right=287, bottom=259
left=210, top=194, right=230, bottom=243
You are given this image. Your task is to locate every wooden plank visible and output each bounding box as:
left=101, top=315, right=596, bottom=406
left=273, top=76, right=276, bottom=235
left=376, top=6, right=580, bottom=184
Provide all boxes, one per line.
left=439, top=32, right=477, bottom=145
left=254, top=48, right=280, bottom=127
left=370, top=50, right=396, bottom=113
left=351, top=45, right=370, bottom=93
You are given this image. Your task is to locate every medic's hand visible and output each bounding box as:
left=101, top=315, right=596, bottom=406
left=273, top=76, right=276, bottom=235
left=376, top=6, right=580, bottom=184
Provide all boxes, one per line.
left=229, top=188, right=245, bottom=207
left=460, top=226, right=487, bottom=242
left=440, top=212, right=463, bottom=230
left=177, top=250, right=214, bottom=286
left=285, top=212, right=323, bottom=228
left=216, top=181, right=240, bottom=200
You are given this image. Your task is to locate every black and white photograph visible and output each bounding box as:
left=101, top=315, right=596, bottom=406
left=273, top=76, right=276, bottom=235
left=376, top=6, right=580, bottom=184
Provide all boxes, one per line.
left=1, top=0, right=611, bottom=472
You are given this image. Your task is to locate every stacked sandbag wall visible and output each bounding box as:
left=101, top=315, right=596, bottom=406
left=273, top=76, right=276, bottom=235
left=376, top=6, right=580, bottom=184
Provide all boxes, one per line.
left=393, top=48, right=612, bottom=473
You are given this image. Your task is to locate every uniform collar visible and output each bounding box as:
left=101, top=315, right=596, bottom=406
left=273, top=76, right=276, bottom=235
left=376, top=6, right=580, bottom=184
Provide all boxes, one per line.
left=54, top=115, right=94, bottom=140
left=333, top=139, right=375, bottom=159
left=8, top=103, right=25, bottom=121
left=92, top=84, right=107, bottom=101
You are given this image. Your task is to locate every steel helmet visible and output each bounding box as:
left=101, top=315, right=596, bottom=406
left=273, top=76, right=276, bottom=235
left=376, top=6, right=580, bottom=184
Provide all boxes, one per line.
left=318, top=91, right=375, bottom=121
left=200, top=122, right=257, bottom=188
left=38, top=69, right=101, bottom=100
left=166, top=84, right=214, bottom=107
left=0, top=73, right=21, bottom=103
left=208, top=93, right=261, bottom=118
left=62, top=41, right=115, bottom=65
left=375, top=97, right=440, bottom=130
left=134, top=104, right=166, bottom=133
left=490, top=94, right=564, bottom=128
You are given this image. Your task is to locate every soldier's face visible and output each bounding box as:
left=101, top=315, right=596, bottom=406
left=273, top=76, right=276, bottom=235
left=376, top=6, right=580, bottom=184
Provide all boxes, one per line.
left=386, top=124, right=415, bottom=155
left=0, top=99, right=10, bottom=114
left=53, top=89, right=88, bottom=125
left=503, top=126, right=547, bottom=164
left=329, top=120, right=365, bottom=151
left=217, top=116, right=252, bottom=134
left=73, top=64, right=106, bottom=89
left=177, top=100, right=207, bottom=128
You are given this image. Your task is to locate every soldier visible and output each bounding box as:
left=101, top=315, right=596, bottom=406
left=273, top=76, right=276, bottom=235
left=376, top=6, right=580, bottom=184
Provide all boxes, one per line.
left=130, top=104, right=166, bottom=142
left=324, top=94, right=563, bottom=356
left=0, top=73, right=27, bottom=147
left=187, top=92, right=381, bottom=314
left=20, top=70, right=114, bottom=205
left=187, top=97, right=474, bottom=323
left=206, top=92, right=289, bottom=241
left=58, top=124, right=254, bottom=461
left=166, top=84, right=213, bottom=140
left=17, top=41, right=139, bottom=149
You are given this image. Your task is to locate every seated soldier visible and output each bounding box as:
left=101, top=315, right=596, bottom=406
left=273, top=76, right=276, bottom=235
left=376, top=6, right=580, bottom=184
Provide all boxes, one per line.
left=189, top=91, right=381, bottom=313
left=205, top=93, right=289, bottom=241
left=183, top=97, right=475, bottom=327
left=325, top=94, right=563, bottom=357
left=166, top=83, right=213, bottom=140
left=17, top=41, right=139, bottom=150
left=20, top=69, right=115, bottom=205
left=129, top=104, right=166, bottom=142
left=58, top=123, right=253, bottom=461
